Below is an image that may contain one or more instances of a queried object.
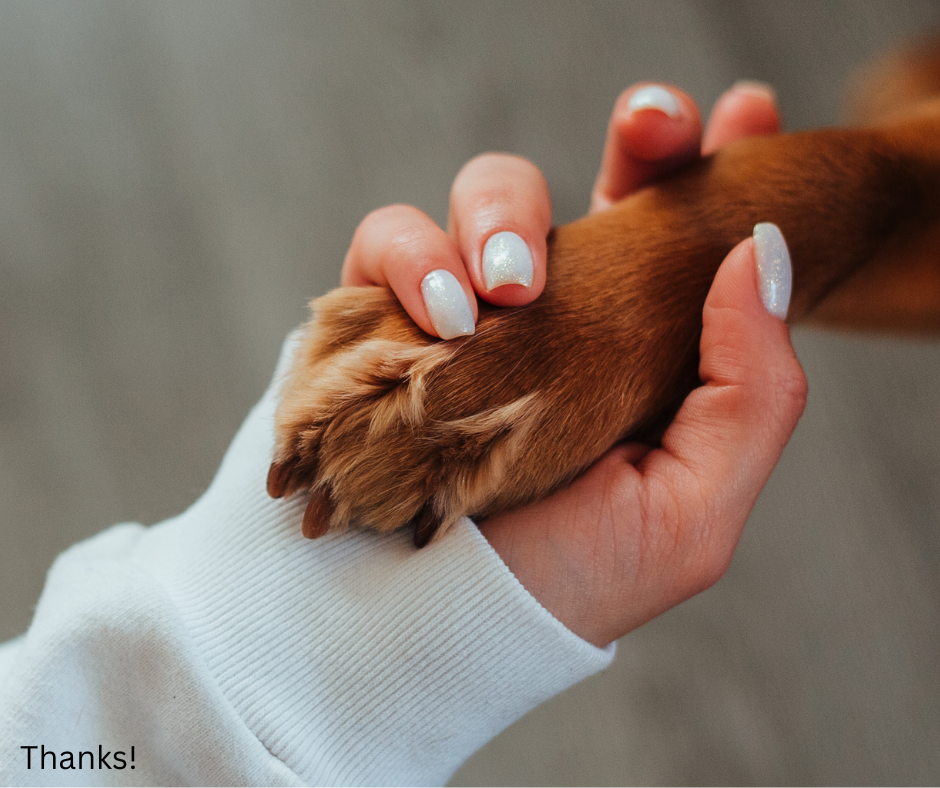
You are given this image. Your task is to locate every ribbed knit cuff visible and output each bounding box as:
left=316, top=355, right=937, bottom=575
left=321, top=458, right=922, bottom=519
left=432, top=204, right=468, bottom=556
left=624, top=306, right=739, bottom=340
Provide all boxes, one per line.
left=0, top=637, right=23, bottom=690
left=132, top=333, right=615, bottom=785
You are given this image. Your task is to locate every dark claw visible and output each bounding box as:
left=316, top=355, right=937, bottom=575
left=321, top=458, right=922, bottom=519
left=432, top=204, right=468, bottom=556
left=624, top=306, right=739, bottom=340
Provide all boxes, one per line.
left=266, top=461, right=293, bottom=499
left=302, top=487, right=335, bottom=539
left=267, top=452, right=319, bottom=499
left=413, top=504, right=442, bottom=549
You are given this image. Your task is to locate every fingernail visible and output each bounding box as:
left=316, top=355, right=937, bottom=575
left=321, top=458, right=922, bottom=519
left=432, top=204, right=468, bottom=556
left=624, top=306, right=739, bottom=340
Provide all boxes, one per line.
left=420, top=269, right=475, bottom=339
left=753, top=222, right=792, bottom=320
left=482, top=231, right=534, bottom=290
left=732, top=80, right=777, bottom=103
left=627, top=85, right=680, bottom=118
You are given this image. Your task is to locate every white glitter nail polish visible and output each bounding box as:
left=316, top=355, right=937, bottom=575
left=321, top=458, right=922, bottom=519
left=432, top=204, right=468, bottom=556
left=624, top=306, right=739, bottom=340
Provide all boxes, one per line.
left=627, top=85, right=680, bottom=118
left=420, top=270, right=475, bottom=339
left=753, top=222, right=792, bottom=320
left=482, top=231, right=534, bottom=291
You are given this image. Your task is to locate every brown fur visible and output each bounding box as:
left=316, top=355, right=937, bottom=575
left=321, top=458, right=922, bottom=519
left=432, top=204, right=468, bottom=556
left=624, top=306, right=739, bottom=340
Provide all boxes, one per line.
left=268, top=36, right=940, bottom=544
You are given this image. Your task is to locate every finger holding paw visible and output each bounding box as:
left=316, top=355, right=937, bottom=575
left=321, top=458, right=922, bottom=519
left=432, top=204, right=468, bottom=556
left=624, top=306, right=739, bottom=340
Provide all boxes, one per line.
left=342, top=204, right=478, bottom=340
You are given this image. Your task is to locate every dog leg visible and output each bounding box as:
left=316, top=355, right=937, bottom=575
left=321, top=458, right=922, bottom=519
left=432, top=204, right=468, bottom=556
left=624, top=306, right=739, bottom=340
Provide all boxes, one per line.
left=269, top=106, right=940, bottom=543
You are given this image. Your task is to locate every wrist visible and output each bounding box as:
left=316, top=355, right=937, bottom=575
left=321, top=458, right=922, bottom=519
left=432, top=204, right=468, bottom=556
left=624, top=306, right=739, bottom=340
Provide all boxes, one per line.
left=479, top=515, right=614, bottom=648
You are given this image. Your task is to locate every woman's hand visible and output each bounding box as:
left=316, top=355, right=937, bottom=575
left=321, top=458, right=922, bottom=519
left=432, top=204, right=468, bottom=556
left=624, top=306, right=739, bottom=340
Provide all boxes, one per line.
left=341, top=81, right=805, bottom=648
left=341, top=81, right=780, bottom=337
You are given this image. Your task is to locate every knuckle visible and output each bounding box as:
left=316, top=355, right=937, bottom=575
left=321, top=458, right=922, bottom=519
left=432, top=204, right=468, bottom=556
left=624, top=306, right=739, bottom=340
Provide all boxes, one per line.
left=782, top=363, right=809, bottom=410
left=452, top=153, right=500, bottom=189
left=350, top=205, right=455, bottom=284
left=356, top=205, right=441, bottom=257
left=386, top=221, right=433, bottom=250
left=462, top=151, right=537, bottom=177
left=453, top=154, right=549, bottom=211
left=359, top=203, right=425, bottom=232
left=767, top=358, right=808, bottom=422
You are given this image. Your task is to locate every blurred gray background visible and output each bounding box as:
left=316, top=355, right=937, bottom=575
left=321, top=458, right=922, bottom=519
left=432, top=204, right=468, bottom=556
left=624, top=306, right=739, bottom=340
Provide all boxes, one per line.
left=2, top=1, right=940, bottom=784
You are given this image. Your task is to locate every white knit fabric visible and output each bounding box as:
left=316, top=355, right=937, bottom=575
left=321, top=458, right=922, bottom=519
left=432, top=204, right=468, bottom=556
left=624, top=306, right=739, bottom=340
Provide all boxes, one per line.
left=0, top=334, right=614, bottom=786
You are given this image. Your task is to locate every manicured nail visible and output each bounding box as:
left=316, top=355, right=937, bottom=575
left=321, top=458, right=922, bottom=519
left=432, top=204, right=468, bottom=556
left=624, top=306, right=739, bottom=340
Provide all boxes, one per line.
left=627, top=85, right=680, bottom=118
left=753, top=222, right=792, bottom=320
left=482, top=231, right=534, bottom=290
left=420, top=269, right=475, bottom=339
left=732, top=80, right=777, bottom=103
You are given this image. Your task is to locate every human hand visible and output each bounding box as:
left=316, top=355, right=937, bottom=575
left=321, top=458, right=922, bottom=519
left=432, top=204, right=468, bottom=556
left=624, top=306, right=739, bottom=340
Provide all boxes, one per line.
left=481, top=225, right=805, bottom=646
left=342, top=81, right=805, bottom=647
left=340, top=81, right=781, bottom=338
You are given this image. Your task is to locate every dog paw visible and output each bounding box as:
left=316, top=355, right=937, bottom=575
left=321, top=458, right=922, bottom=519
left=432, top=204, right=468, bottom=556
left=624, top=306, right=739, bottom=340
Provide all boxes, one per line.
left=269, top=286, right=555, bottom=545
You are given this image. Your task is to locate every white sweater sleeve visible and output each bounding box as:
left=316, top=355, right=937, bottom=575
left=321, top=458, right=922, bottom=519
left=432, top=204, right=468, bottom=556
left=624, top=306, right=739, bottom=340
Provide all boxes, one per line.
left=0, top=333, right=614, bottom=786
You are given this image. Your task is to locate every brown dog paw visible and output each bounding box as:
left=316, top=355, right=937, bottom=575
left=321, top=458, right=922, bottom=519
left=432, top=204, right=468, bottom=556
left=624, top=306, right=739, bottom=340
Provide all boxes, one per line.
left=268, top=286, right=447, bottom=538
left=269, top=285, right=555, bottom=544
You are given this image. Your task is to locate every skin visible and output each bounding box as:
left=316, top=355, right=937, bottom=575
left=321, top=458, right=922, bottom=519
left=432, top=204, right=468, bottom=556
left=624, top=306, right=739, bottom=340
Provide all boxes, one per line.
left=341, top=81, right=807, bottom=647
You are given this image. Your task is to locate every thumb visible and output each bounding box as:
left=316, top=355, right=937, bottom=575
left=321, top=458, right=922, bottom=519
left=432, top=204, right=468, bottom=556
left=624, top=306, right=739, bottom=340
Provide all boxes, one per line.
left=650, top=223, right=807, bottom=542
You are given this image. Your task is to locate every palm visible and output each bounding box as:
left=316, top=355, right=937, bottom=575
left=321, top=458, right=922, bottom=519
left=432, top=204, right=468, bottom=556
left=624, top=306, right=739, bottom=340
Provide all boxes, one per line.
left=480, top=239, right=806, bottom=647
